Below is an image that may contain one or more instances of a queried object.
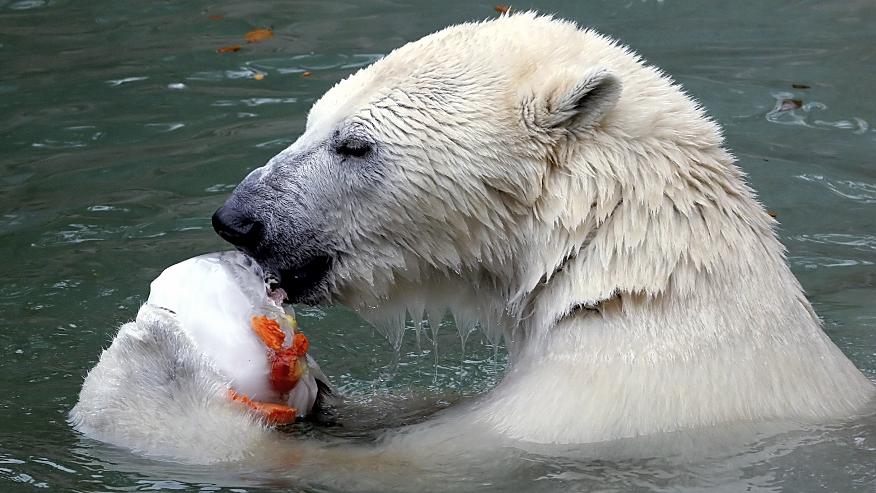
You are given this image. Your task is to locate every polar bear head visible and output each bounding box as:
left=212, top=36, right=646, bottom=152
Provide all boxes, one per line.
left=214, top=12, right=737, bottom=341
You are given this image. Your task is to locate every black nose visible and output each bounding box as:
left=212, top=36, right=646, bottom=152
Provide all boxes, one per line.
left=212, top=205, right=263, bottom=249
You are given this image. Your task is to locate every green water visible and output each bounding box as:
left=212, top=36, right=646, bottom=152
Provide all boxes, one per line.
left=1, top=0, right=875, bottom=491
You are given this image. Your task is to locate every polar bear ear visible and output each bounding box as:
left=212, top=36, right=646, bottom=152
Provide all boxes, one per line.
left=538, top=69, right=622, bottom=133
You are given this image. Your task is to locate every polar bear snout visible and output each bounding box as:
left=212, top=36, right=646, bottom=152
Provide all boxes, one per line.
left=212, top=204, right=263, bottom=250
left=213, top=173, right=339, bottom=305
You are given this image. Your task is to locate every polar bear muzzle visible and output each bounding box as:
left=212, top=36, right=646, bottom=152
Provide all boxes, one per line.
left=212, top=197, right=335, bottom=305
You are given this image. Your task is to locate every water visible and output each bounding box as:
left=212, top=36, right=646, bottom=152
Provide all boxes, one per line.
left=1, top=0, right=874, bottom=490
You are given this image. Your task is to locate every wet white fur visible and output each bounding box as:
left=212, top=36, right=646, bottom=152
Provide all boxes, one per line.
left=70, top=306, right=273, bottom=461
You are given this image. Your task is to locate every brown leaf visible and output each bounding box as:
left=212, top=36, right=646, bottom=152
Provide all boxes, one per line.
left=767, top=210, right=778, bottom=218
left=245, top=28, right=274, bottom=43
left=208, top=14, right=224, bottom=21
left=301, top=71, right=312, bottom=77
left=495, top=4, right=511, bottom=14
left=791, top=83, right=810, bottom=89
left=217, top=45, right=241, bottom=54
left=779, top=99, right=802, bottom=111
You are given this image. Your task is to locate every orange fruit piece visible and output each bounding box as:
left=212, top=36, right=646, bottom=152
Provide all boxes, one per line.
left=251, top=316, right=284, bottom=350
left=228, top=389, right=298, bottom=425
left=270, top=348, right=305, bottom=393
left=250, top=316, right=311, bottom=394
left=291, top=332, right=309, bottom=356
left=216, top=45, right=241, bottom=54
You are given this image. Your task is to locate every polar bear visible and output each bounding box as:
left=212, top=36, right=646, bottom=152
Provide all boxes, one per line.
left=211, top=12, right=874, bottom=444
left=74, top=13, right=873, bottom=460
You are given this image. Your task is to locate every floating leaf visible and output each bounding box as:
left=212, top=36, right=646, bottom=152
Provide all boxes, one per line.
left=301, top=71, right=312, bottom=77
left=767, top=210, right=778, bottom=218
left=245, top=28, right=274, bottom=43
left=779, top=98, right=802, bottom=111
left=217, top=45, right=241, bottom=54
left=495, top=4, right=511, bottom=14
left=791, top=83, right=811, bottom=89
left=208, top=14, right=224, bottom=21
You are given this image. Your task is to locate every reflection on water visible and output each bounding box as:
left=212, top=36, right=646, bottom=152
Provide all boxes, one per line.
left=1, top=0, right=875, bottom=491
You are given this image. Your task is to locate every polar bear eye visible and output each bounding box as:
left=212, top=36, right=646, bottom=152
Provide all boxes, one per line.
left=336, top=139, right=372, bottom=159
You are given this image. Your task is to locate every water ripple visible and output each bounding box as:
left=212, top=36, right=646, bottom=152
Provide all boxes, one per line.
left=789, top=256, right=874, bottom=270
left=86, top=205, right=129, bottom=212
left=188, top=68, right=261, bottom=81
left=31, top=221, right=207, bottom=248
left=31, top=140, right=86, bottom=150
left=204, top=183, right=236, bottom=193
left=766, top=92, right=870, bottom=134
left=792, top=233, right=876, bottom=252
left=105, top=76, right=148, bottom=87
left=797, top=174, right=876, bottom=204
left=0, top=464, right=49, bottom=489
left=8, top=0, right=48, bottom=10
left=246, top=53, right=385, bottom=74
left=212, top=97, right=297, bottom=107
left=186, top=54, right=384, bottom=84
left=255, top=137, right=294, bottom=149
left=144, top=122, right=185, bottom=133
left=33, top=224, right=116, bottom=246
left=30, top=458, right=75, bottom=474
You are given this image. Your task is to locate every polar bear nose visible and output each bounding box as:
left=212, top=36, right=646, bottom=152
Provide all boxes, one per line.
left=212, top=205, right=263, bottom=250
